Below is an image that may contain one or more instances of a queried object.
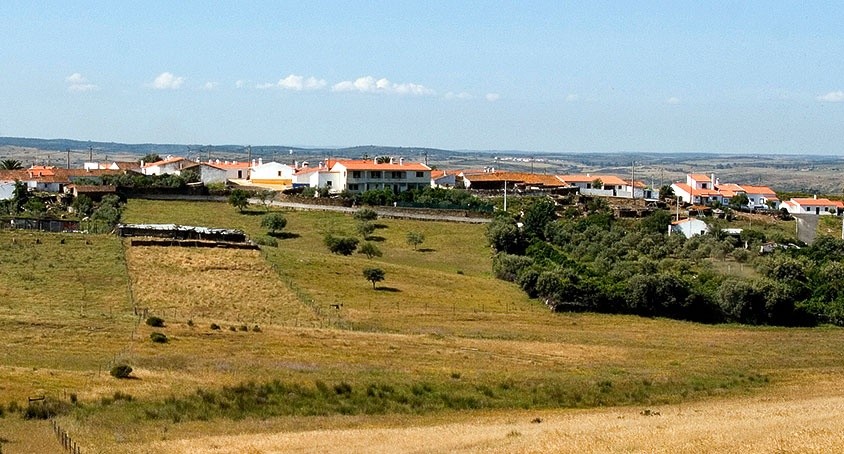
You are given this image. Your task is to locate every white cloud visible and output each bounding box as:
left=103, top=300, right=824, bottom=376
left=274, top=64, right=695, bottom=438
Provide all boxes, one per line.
left=331, top=76, right=435, bottom=96
left=256, top=82, right=276, bottom=89
left=485, top=93, right=500, bottom=102
left=817, top=91, right=844, bottom=102
left=65, top=73, right=98, bottom=92
left=150, top=72, right=185, bottom=90
left=666, top=96, right=681, bottom=104
left=201, top=81, right=218, bottom=91
left=235, top=80, right=246, bottom=89
left=566, top=94, right=579, bottom=102
left=445, top=91, right=473, bottom=100
left=278, top=74, right=327, bottom=91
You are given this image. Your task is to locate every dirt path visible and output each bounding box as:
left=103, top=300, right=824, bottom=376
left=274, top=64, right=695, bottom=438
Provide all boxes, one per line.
left=140, top=377, right=844, bottom=454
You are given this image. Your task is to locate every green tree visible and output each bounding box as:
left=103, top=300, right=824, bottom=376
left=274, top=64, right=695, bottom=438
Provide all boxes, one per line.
left=730, top=193, right=750, bottom=208
left=324, top=234, right=359, bottom=255
left=0, top=159, right=23, bottom=170
left=261, top=212, right=288, bottom=234
left=357, top=221, right=376, bottom=239
left=353, top=208, right=378, bottom=222
left=255, top=190, right=276, bottom=211
left=358, top=242, right=383, bottom=259
left=658, top=185, right=675, bottom=202
left=11, top=181, right=29, bottom=213
left=140, top=153, right=162, bottom=164
left=72, top=195, right=94, bottom=218
left=486, top=215, right=526, bottom=255
left=640, top=209, right=672, bottom=235
left=406, top=231, right=425, bottom=250
left=363, top=267, right=385, bottom=289
left=521, top=197, right=557, bottom=241
left=591, top=178, right=604, bottom=190
left=24, top=197, right=45, bottom=217
left=229, top=189, right=249, bottom=212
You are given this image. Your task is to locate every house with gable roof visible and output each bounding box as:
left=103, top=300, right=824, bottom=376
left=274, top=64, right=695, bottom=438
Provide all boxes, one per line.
left=330, top=158, right=431, bottom=193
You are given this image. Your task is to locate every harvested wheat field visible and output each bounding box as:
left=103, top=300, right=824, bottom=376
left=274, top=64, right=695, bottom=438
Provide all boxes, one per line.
left=124, top=244, right=320, bottom=327
left=138, top=374, right=844, bottom=454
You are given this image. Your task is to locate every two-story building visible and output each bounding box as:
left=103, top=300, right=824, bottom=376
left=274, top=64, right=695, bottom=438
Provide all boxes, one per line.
left=330, top=158, right=431, bottom=193
left=781, top=197, right=844, bottom=215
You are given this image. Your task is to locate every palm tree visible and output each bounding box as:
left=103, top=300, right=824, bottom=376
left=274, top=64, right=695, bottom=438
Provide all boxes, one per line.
left=0, top=159, right=23, bottom=170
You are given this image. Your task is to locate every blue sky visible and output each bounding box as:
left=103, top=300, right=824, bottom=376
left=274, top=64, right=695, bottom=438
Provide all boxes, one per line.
left=1, top=1, right=843, bottom=154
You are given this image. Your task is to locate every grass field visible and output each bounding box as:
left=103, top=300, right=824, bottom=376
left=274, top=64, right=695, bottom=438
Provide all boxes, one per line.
left=2, top=199, right=844, bottom=452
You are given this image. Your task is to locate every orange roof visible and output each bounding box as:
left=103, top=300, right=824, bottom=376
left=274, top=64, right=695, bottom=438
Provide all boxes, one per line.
left=790, top=198, right=844, bottom=207
left=557, top=174, right=627, bottom=186
left=207, top=161, right=250, bottom=169
left=331, top=159, right=429, bottom=171
left=673, top=182, right=721, bottom=197
left=740, top=185, right=776, bottom=196
left=688, top=173, right=712, bottom=182
left=464, top=172, right=566, bottom=186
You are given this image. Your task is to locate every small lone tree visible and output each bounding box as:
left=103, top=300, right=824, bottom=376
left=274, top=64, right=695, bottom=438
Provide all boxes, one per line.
left=363, top=267, right=385, bottom=289
left=229, top=189, right=249, bottom=212
left=357, top=221, right=375, bottom=239
left=406, top=231, right=425, bottom=250
left=110, top=364, right=133, bottom=379
left=261, top=212, right=288, bottom=234
left=359, top=242, right=382, bottom=259
left=353, top=208, right=378, bottom=222
left=325, top=234, right=359, bottom=255
left=256, top=190, right=276, bottom=211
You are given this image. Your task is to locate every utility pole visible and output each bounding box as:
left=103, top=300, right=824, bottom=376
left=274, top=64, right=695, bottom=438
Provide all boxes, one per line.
left=89, top=146, right=93, bottom=162
left=66, top=148, right=70, bottom=169
left=631, top=161, right=636, bottom=205
left=503, top=180, right=508, bottom=212
left=247, top=145, right=252, bottom=164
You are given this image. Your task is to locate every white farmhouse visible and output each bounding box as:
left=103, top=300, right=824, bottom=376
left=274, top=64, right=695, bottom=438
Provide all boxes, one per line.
left=669, top=218, right=710, bottom=238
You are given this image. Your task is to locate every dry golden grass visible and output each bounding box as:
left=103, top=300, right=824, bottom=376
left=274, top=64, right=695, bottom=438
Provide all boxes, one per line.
left=101, top=374, right=844, bottom=454
left=124, top=245, right=319, bottom=327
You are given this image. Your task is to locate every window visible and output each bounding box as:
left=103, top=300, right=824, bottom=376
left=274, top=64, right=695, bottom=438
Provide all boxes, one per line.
left=352, top=171, right=361, bottom=178
left=326, top=181, right=332, bottom=187
left=416, top=171, right=423, bottom=178
left=370, top=171, right=381, bottom=178
left=806, top=207, right=810, bottom=212
left=278, top=171, right=282, bottom=177
left=348, top=184, right=359, bottom=191
left=391, top=171, right=404, bottom=179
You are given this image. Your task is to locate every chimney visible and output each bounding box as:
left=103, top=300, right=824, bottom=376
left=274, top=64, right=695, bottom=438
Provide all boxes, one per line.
left=251, top=159, right=256, bottom=167
left=294, top=160, right=298, bottom=169
left=399, top=157, right=404, bottom=166
left=140, top=160, right=145, bottom=168
left=814, top=194, right=818, bottom=199
left=258, top=158, right=263, bottom=166
left=389, top=157, right=395, bottom=164
left=711, top=173, right=716, bottom=188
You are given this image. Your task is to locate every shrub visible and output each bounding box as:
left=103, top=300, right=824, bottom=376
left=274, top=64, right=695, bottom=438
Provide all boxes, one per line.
left=145, top=316, right=165, bottom=327
left=239, top=324, right=248, bottom=332
left=334, top=382, right=353, bottom=396
left=253, top=235, right=278, bottom=247
left=353, top=208, right=378, bottom=222
left=252, top=325, right=262, bottom=332
left=358, top=242, right=382, bottom=259
left=110, top=364, right=133, bottom=379
left=24, top=398, right=71, bottom=420
left=324, top=234, right=359, bottom=255
left=261, top=212, right=288, bottom=234
left=150, top=332, right=168, bottom=343
left=210, top=323, right=221, bottom=330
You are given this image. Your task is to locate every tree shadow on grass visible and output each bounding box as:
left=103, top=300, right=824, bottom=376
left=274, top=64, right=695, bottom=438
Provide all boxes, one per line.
left=241, top=209, right=268, bottom=216
left=366, top=235, right=386, bottom=242
left=417, top=248, right=436, bottom=253
left=268, top=231, right=300, bottom=239
left=375, top=287, right=401, bottom=292
left=373, top=223, right=389, bottom=230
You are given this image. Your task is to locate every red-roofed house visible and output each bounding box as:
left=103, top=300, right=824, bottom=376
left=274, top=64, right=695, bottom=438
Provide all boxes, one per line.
left=330, top=158, right=431, bottom=193
left=141, top=156, right=191, bottom=176
left=782, top=197, right=844, bottom=215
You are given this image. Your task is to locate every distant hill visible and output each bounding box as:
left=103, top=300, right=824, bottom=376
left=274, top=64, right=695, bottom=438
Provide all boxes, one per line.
left=0, top=137, right=450, bottom=163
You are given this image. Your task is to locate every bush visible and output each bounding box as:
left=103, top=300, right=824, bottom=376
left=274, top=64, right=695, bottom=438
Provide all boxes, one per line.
left=24, top=397, right=71, bottom=420
left=210, top=323, right=221, bottom=330
left=110, top=364, right=133, bottom=379
left=146, top=316, right=165, bottom=327
left=353, top=208, right=378, bottom=222
left=261, top=212, right=288, bottom=233
left=150, top=332, right=168, bottom=343
left=324, top=234, right=359, bottom=255
left=253, top=235, right=278, bottom=247
left=358, top=242, right=383, bottom=259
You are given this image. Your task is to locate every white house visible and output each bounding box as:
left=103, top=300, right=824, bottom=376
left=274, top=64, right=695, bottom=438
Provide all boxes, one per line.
left=294, top=167, right=342, bottom=193
left=205, top=160, right=251, bottom=180
left=431, top=170, right=457, bottom=188
left=671, top=173, right=723, bottom=205
left=141, top=156, right=190, bottom=176
left=181, top=162, right=229, bottom=184
left=669, top=218, right=710, bottom=238
left=250, top=161, right=296, bottom=186
left=330, top=158, right=431, bottom=193
left=781, top=197, right=844, bottom=215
